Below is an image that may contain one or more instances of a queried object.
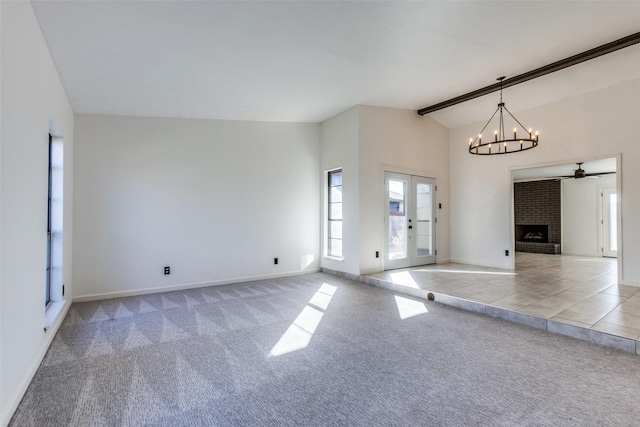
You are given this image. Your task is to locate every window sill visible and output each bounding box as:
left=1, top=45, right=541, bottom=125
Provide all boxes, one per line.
left=45, top=299, right=69, bottom=330
left=323, top=256, right=344, bottom=262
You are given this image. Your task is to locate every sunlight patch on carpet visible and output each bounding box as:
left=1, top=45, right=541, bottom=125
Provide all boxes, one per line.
left=269, top=283, right=337, bottom=357
left=394, top=295, right=428, bottom=320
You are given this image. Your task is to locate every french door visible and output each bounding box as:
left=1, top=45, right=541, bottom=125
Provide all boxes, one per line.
left=602, top=187, right=617, bottom=258
left=385, top=172, right=436, bottom=270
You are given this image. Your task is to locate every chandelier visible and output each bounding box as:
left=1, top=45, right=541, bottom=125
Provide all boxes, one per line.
left=468, top=76, right=539, bottom=155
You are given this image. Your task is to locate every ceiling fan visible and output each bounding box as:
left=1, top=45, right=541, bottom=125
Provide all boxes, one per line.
left=553, top=162, right=616, bottom=180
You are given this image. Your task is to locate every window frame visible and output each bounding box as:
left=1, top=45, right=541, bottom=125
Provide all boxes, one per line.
left=46, top=134, right=53, bottom=306
left=327, top=169, right=343, bottom=258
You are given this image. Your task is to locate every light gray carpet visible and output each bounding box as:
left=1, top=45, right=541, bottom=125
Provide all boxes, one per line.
left=10, top=272, right=640, bottom=426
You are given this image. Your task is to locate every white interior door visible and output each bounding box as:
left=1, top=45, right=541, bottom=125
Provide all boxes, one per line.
left=602, top=187, right=618, bottom=258
left=385, top=172, right=436, bottom=270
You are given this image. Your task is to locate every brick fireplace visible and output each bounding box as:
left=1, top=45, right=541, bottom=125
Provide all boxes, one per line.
left=514, top=180, right=561, bottom=254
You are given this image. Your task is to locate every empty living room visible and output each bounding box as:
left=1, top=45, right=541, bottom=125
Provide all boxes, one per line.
left=3, top=1, right=640, bottom=425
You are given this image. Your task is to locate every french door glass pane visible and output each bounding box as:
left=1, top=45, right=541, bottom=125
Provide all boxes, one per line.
left=415, top=183, right=432, bottom=257
left=388, top=179, right=407, bottom=260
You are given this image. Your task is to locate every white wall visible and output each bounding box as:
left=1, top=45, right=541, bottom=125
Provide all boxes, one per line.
left=358, top=106, right=450, bottom=273
left=319, top=107, right=360, bottom=275
left=319, top=105, right=450, bottom=276
left=1, top=2, right=75, bottom=424
left=562, top=173, right=616, bottom=257
left=73, top=115, right=319, bottom=299
left=450, top=79, right=640, bottom=284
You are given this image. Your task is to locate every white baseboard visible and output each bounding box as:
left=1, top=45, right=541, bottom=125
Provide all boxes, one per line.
left=2, top=300, right=71, bottom=427
left=561, top=251, right=600, bottom=257
left=72, top=269, right=320, bottom=302
left=437, top=258, right=451, bottom=264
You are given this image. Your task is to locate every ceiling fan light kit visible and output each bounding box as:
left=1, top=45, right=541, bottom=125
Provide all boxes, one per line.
left=467, top=77, right=539, bottom=156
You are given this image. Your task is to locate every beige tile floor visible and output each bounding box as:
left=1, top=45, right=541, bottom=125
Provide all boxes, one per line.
left=367, top=252, right=640, bottom=340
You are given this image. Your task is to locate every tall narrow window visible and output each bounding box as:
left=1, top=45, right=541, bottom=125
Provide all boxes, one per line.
left=328, top=170, right=343, bottom=257
left=46, top=131, right=64, bottom=307
left=46, top=134, right=53, bottom=306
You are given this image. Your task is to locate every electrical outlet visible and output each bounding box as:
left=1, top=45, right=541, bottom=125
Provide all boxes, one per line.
left=505, top=250, right=509, bottom=256
left=375, top=251, right=379, bottom=258
left=274, top=258, right=278, bottom=265
left=164, top=266, right=170, bottom=275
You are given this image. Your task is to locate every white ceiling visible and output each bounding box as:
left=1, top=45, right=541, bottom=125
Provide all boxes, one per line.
left=31, top=1, right=640, bottom=125
left=512, top=158, right=617, bottom=182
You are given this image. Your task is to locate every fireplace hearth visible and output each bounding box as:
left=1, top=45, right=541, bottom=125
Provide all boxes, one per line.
left=515, top=224, right=549, bottom=243
left=514, top=224, right=560, bottom=254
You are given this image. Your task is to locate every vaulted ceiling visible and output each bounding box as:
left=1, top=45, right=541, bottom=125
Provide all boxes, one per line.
left=31, top=1, right=640, bottom=126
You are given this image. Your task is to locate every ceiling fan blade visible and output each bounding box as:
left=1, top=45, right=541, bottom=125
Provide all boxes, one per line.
left=540, top=177, right=570, bottom=181
left=584, top=171, right=616, bottom=177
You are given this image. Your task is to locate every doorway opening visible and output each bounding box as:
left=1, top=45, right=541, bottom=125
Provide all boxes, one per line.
left=511, top=157, right=619, bottom=269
